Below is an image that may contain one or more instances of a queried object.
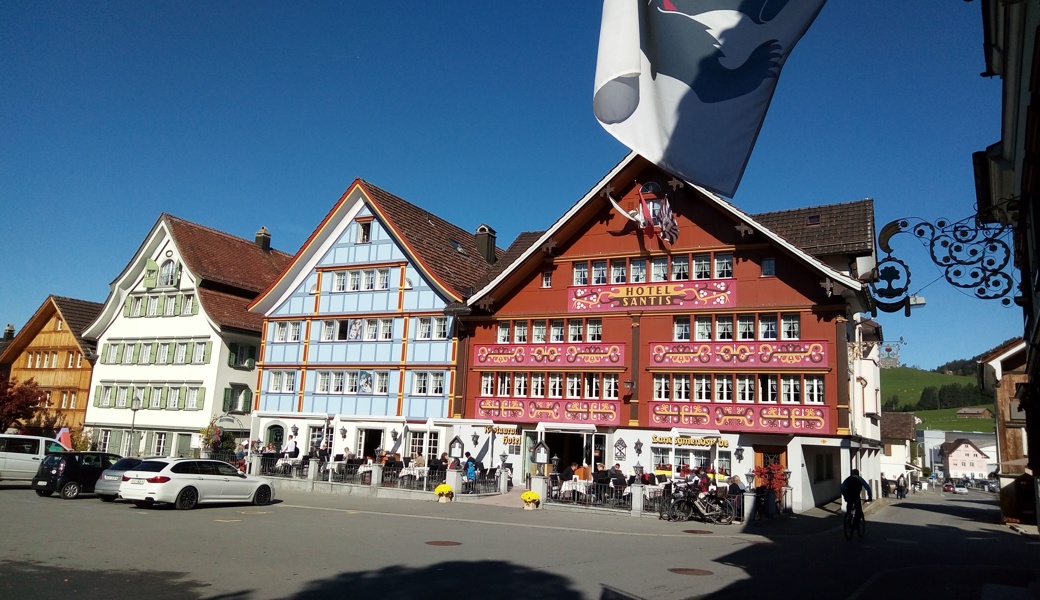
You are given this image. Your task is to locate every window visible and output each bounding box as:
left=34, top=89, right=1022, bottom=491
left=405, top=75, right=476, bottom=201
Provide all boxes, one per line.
left=630, top=260, right=646, bottom=283
left=572, top=262, right=588, bottom=286
left=714, top=375, right=732, bottom=402
left=673, top=374, right=690, bottom=401
left=805, top=376, right=824, bottom=404
left=275, top=322, right=288, bottom=342
left=497, top=322, right=510, bottom=344
left=781, top=314, right=800, bottom=340
left=716, top=316, right=733, bottom=341
left=60, top=392, right=68, bottom=409
left=592, top=260, right=607, bottom=285
left=348, top=271, right=360, bottom=291
left=101, top=386, right=113, bottom=407
left=289, top=322, right=301, bottom=342
left=375, top=372, right=388, bottom=394
left=154, top=432, right=167, bottom=456
left=182, top=294, right=195, bottom=315
left=759, top=374, right=778, bottom=403
left=671, top=256, right=689, bottom=280
left=715, top=253, right=733, bottom=278
left=762, top=257, right=776, bottom=276
left=67, top=352, right=75, bottom=368
left=122, top=345, right=134, bottom=365
left=687, top=254, right=710, bottom=280
left=497, top=372, right=511, bottom=397
left=759, top=315, right=778, bottom=340
left=611, top=260, right=627, bottom=284
left=568, top=320, right=583, bottom=342
left=584, top=373, right=600, bottom=398
left=158, top=260, right=176, bottom=286
left=431, top=372, right=445, bottom=395
left=549, top=373, right=563, bottom=398
left=164, top=295, right=176, bottom=316
left=317, top=371, right=331, bottom=393
left=167, top=387, right=179, bottom=410
left=139, top=343, right=152, bottom=364
left=186, top=388, right=199, bottom=410
left=377, top=269, right=390, bottom=290
left=269, top=371, right=296, bottom=393
left=531, top=373, right=545, bottom=397
left=566, top=373, right=581, bottom=398
left=192, top=342, right=206, bottom=364
left=514, top=321, right=528, bottom=344
left=364, top=319, right=378, bottom=340
left=694, top=375, right=711, bottom=402
left=695, top=316, right=712, bottom=341
left=514, top=373, right=527, bottom=397
left=99, top=430, right=111, bottom=453
left=132, top=297, right=143, bottom=317
left=150, top=387, right=162, bottom=409
left=69, top=392, right=76, bottom=409
left=550, top=320, right=564, bottom=343
left=157, top=343, right=169, bottom=364
left=651, top=258, right=668, bottom=282
left=586, top=319, right=602, bottom=342
left=56, top=318, right=62, bottom=331
left=379, top=319, right=393, bottom=340
left=481, top=373, right=494, bottom=396
left=357, top=221, right=371, bottom=243
left=418, top=318, right=432, bottom=340
left=362, top=270, right=375, bottom=290
left=43, top=352, right=51, bottom=368
left=674, top=317, right=690, bottom=341
left=542, top=271, right=552, bottom=288
left=653, top=374, right=670, bottom=400
left=345, top=372, right=359, bottom=394
left=736, top=375, right=756, bottom=403
left=414, top=372, right=430, bottom=395
left=532, top=320, right=547, bottom=344
left=116, top=386, right=128, bottom=408
left=147, top=296, right=158, bottom=316
left=738, top=316, right=755, bottom=341
left=333, top=271, right=347, bottom=292
left=604, top=374, right=618, bottom=399
left=781, top=375, right=801, bottom=403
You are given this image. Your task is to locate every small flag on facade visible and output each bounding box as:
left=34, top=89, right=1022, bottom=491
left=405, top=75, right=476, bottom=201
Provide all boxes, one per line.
left=55, top=427, right=72, bottom=449
left=658, top=196, right=679, bottom=245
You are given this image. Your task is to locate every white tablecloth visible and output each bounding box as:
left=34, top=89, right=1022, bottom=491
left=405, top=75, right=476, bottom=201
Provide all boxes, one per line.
left=560, top=480, right=592, bottom=496
left=400, top=466, right=427, bottom=479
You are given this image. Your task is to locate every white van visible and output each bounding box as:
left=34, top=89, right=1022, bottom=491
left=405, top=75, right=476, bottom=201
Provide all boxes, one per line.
left=0, top=435, right=70, bottom=482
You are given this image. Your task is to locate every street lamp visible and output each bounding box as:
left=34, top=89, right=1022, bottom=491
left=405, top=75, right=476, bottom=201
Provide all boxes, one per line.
left=129, top=397, right=142, bottom=456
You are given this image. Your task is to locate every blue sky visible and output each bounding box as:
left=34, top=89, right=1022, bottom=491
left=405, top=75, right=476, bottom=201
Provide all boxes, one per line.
left=1, top=2, right=1020, bottom=370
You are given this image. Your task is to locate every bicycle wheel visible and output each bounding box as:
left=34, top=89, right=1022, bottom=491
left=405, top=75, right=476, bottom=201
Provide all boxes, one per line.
left=856, top=512, right=866, bottom=538
left=843, top=511, right=854, bottom=540
left=671, top=498, right=695, bottom=522
left=658, top=494, right=672, bottom=520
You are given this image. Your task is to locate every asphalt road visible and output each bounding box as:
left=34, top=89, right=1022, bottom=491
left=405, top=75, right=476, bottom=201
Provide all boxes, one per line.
left=0, top=483, right=1036, bottom=599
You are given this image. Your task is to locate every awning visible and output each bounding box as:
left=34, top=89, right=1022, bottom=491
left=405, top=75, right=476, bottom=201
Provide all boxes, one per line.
left=903, top=463, right=922, bottom=471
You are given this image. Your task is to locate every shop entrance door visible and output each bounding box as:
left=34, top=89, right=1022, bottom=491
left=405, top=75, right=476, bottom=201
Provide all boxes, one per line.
left=358, top=429, right=383, bottom=460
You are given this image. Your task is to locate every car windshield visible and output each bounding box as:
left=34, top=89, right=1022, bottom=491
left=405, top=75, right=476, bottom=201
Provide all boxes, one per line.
left=109, top=458, right=143, bottom=471
left=130, top=461, right=168, bottom=473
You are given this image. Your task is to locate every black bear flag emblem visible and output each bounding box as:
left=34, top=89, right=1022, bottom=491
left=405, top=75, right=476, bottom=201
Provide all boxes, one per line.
left=594, top=0, right=826, bottom=198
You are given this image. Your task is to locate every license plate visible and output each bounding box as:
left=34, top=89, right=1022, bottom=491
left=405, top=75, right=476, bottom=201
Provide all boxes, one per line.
left=131, top=479, right=144, bottom=485
left=36, top=481, right=47, bottom=487
left=104, top=475, right=119, bottom=481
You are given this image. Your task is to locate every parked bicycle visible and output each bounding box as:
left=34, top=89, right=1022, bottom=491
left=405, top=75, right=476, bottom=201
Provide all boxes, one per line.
left=658, top=480, right=734, bottom=525
left=843, top=500, right=868, bottom=540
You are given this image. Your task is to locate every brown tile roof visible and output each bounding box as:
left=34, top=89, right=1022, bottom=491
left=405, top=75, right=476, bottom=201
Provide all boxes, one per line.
left=52, top=296, right=104, bottom=357
left=163, top=214, right=293, bottom=332
left=474, top=231, right=545, bottom=290
left=753, top=199, right=875, bottom=257
left=880, top=412, right=917, bottom=441
left=164, top=214, right=293, bottom=295
left=361, top=181, right=502, bottom=298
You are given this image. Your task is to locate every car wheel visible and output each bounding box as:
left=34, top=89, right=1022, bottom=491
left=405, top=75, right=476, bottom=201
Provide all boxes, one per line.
left=175, top=486, right=199, bottom=510
left=132, top=500, right=153, bottom=508
left=98, top=495, right=116, bottom=503
left=253, top=485, right=272, bottom=506
left=60, top=481, right=81, bottom=500
left=35, top=489, right=53, bottom=497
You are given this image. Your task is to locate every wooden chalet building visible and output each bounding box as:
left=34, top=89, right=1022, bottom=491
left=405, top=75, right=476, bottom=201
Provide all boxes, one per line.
left=457, top=154, right=881, bottom=511
left=0, top=296, right=103, bottom=433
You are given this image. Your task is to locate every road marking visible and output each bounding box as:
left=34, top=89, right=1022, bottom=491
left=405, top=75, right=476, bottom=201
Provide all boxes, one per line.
left=214, top=519, right=242, bottom=523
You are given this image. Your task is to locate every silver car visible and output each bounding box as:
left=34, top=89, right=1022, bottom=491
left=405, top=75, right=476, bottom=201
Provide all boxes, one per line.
left=95, top=456, right=149, bottom=502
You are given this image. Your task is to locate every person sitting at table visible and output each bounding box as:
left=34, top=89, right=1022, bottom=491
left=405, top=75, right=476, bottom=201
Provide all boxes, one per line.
left=592, top=463, right=610, bottom=486
left=560, top=462, right=579, bottom=482
left=728, top=475, right=746, bottom=496
left=609, top=465, right=627, bottom=488
left=411, top=453, right=426, bottom=468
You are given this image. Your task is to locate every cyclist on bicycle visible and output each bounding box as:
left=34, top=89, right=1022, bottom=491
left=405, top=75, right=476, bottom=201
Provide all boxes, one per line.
left=840, top=468, right=872, bottom=519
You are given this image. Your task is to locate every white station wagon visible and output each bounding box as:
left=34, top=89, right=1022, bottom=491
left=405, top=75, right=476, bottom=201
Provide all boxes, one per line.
left=119, top=457, right=274, bottom=510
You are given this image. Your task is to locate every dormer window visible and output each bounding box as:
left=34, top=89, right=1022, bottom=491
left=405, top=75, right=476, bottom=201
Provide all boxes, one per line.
left=806, top=215, right=821, bottom=226
left=357, top=221, right=372, bottom=243
left=158, top=260, right=177, bottom=286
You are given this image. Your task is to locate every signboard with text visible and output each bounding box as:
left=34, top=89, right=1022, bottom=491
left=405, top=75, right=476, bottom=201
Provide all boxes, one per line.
left=569, top=281, right=734, bottom=312
left=649, top=341, right=829, bottom=368
left=649, top=402, right=829, bottom=434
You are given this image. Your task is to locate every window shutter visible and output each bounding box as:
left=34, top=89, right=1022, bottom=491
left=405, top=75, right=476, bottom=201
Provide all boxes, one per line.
left=156, top=294, right=165, bottom=315
left=185, top=342, right=195, bottom=363
left=109, top=430, right=123, bottom=453
left=203, top=341, right=212, bottom=364
left=223, top=388, right=232, bottom=412
left=93, top=386, right=102, bottom=407
left=143, top=386, right=152, bottom=408
left=228, top=343, right=238, bottom=367
left=197, top=387, right=206, bottom=410
left=150, top=342, right=158, bottom=364
left=174, top=294, right=183, bottom=315
left=100, top=344, right=110, bottom=365
left=159, top=386, right=168, bottom=409
left=142, top=432, right=154, bottom=453
left=129, top=343, right=139, bottom=363
left=166, top=344, right=175, bottom=365
left=115, top=344, right=124, bottom=363
left=179, top=387, right=187, bottom=409
left=123, top=296, right=132, bottom=317
left=173, top=263, right=182, bottom=286
left=243, top=388, right=253, bottom=412
left=143, top=258, right=159, bottom=289
left=191, top=296, right=199, bottom=315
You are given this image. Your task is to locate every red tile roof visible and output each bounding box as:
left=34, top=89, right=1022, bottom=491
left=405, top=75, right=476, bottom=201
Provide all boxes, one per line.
left=753, top=199, right=875, bottom=257
left=51, top=296, right=104, bottom=357
left=880, top=412, right=917, bottom=441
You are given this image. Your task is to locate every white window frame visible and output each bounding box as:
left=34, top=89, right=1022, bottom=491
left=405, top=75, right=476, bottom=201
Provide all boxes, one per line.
left=716, top=316, right=734, bottom=341
left=714, top=376, right=733, bottom=403
left=497, top=372, right=511, bottom=397
left=418, top=318, right=432, bottom=340
left=379, top=319, right=393, bottom=341
left=671, top=256, right=689, bottom=281
left=694, top=375, right=711, bottom=402
left=182, top=294, right=195, bottom=315
left=333, top=271, right=347, bottom=292
left=673, top=374, right=690, bottom=401
left=759, top=374, right=778, bottom=403
left=674, top=317, right=690, bottom=342
left=192, top=342, right=206, bottom=364
left=186, top=388, right=199, bottom=410
left=413, top=372, right=430, bottom=395
left=781, top=375, right=801, bottom=404
left=158, top=260, right=176, bottom=286
left=651, top=258, right=668, bottom=282
left=542, top=270, right=552, bottom=288
left=164, top=295, right=176, bottom=316
left=566, top=373, right=581, bottom=398
left=568, top=320, right=583, bottom=343
left=586, top=319, right=602, bottom=343
left=611, top=260, right=627, bottom=284
left=737, top=316, right=755, bottom=341
left=591, top=260, right=607, bottom=285
left=167, top=387, right=180, bottom=410
left=497, top=322, right=510, bottom=344
left=603, top=374, right=618, bottom=400
left=531, top=373, right=546, bottom=397
left=759, top=315, right=778, bottom=340
left=695, top=317, right=712, bottom=341
left=481, top=373, right=494, bottom=396
left=348, top=271, right=361, bottom=291
left=550, top=320, right=565, bottom=343
left=572, top=262, right=588, bottom=286
left=548, top=373, right=563, bottom=398
left=153, top=432, right=167, bottom=456
left=653, top=374, right=670, bottom=400
left=147, top=296, right=158, bottom=316
left=275, top=322, right=288, bottom=342
left=514, top=321, right=528, bottom=344
left=781, top=314, right=800, bottom=340
left=377, top=268, right=390, bottom=290
left=805, top=376, right=824, bottom=404
left=630, top=260, right=646, bottom=283
left=157, top=343, right=169, bottom=364
left=736, top=375, right=756, bottom=403
left=715, top=253, right=733, bottom=278
left=532, top=320, right=547, bottom=344
left=289, top=322, right=301, bottom=342
left=513, top=373, right=527, bottom=397
left=375, top=372, right=389, bottom=395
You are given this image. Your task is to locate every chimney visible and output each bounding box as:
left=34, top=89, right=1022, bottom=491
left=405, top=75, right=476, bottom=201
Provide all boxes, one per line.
left=474, top=224, right=496, bottom=265
left=255, top=226, right=271, bottom=252
left=3, top=324, right=13, bottom=341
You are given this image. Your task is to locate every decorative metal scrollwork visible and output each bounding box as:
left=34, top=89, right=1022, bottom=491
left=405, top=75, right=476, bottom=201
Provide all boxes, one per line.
left=872, top=212, right=1016, bottom=315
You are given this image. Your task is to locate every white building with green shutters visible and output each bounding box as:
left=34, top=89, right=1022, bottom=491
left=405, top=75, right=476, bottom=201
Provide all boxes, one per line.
left=82, top=214, right=291, bottom=457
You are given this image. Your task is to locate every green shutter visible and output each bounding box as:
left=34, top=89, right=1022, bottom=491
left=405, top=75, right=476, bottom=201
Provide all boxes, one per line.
left=179, top=387, right=187, bottom=409
left=109, top=430, right=123, bottom=454
left=156, top=294, right=165, bottom=315
left=142, top=386, right=152, bottom=408
left=150, top=342, right=158, bottom=364
left=93, top=386, right=102, bottom=407
left=223, top=388, right=232, bottom=412
left=115, top=344, right=124, bottom=363
left=185, top=342, right=195, bottom=364
left=173, top=263, right=182, bottom=286
left=228, top=343, right=238, bottom=367
left=203, top=341, right=212, bottom=364
left=143, top=258, right=159, bottom=289
left=142, top=432, right=154, bottom=453
left=166, top=343, right=175, bottom=365
left=129, top=343, right=138, bottom=363
left=197, top=387, right=206, bottom=410
left=100, top=344, right=110, bottom=365
left=243, top=388, right=253, bottom=411
left=159, top=386, right=168, bottom=409
left=122, top=296, right=132, bottom=317
left=191, top=296, right=199, bottom=315
left=174, top=294, right=183, bottom=315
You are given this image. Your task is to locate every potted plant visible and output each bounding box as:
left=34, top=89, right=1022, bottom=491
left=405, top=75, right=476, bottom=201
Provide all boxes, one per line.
left=434, top=483, right=454, bottom=503
left=521, top=490, right=541, bottom=510
left=753, top=463, right=789, bottom=517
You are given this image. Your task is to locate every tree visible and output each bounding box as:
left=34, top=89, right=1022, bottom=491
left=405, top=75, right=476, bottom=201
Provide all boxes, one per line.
left=918, top=386, right=939, bottom=410
left=0, top=376, right=42, bottom=432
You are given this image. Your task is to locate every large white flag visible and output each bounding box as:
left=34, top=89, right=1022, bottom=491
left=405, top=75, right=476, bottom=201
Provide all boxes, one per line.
left=594, top=0, right=826, bottom=197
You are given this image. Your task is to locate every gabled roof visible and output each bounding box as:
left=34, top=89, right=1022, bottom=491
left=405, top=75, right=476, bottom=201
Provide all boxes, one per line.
left=752, top=199, right=875, bottom=257
left=0, top=295, right=103, bottom=364
left=880, top=412, right=917, bottom=441
left=473, top=230, right=545, bottom=291
left=977, top=337, right=1026, bottom=364
left=940, top=438, right=990, bottom=459
left=251, top=179, right=501, bottom=314
left=164, top=214, right=293, bottom=296
left=468, top=153, right=864, bottom=307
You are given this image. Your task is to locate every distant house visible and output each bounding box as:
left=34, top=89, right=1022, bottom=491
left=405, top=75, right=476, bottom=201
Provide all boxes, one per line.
left=956, top=407, right=993, bottom=419
left=940, top=438, right=990, bottom=480
left=880, top=412, right=919, bottom=483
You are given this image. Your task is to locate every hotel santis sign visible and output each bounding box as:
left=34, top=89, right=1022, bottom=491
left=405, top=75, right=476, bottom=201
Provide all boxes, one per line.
left=569, top=280, right=734, bottom=312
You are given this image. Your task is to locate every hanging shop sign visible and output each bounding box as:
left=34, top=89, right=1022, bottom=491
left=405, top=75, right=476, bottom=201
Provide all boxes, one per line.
left=650, top=435, right=730, bottom=448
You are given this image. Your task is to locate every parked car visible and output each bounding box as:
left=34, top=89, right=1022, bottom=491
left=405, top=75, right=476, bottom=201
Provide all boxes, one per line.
left=32, top=452, right=122, bottom=499
left=942, top=483, right=954, bottom=492
left=987, top=480, right=1000, bottom=493
left=0, top=434, right=70, bottom=482
left=94, top=456, right=147, bottom=502
left=953, top=484, right=969, bottom=494
left=118, top=458, right=274, bottom=510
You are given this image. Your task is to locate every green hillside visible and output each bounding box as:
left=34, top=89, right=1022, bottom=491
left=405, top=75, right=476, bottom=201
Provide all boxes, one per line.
left=880, top=367, right=976, bottom=407
left=913, top=406, right=994, bottom=433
